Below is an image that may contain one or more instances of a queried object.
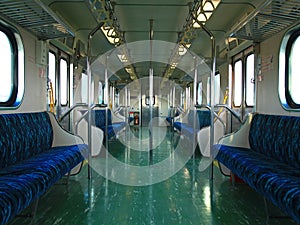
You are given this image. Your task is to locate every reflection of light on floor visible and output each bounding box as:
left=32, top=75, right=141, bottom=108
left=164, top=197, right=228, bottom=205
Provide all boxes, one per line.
left=183, top=168, right=190, bottom=178
left=203, top=185, right=211, bottom=212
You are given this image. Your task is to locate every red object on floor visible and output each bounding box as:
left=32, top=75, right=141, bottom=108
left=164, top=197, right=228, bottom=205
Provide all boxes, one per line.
left=230, top=174, right=245, bottom=184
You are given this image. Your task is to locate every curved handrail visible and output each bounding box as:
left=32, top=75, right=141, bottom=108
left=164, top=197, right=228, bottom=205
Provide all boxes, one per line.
left=215, top=104, right=243, bottom=124
left=195, top=104, right=226, bottom=131
left=58, top=103, right=88, bottom=122
left=74, top=104, right=107, bottom=134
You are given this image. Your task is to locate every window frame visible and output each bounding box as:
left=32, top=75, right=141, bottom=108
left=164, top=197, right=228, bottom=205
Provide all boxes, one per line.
left=60, top=57, right=69, bottom=106
left=233, top=59, right=242, bottom=107
left=0, top=20, right=24, bottom=108
left=245, top=53, right=255, bottom=107
left=279, top=27, right=300, bottom=109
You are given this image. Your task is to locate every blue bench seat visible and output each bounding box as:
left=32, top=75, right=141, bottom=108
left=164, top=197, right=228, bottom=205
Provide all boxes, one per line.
left=214, top=113, right=300, bottom=223
left=0, top=112, right=87, bottom=225
left=93, top=109, right=126, bottom=140
left=173, top=110, right=211, bottom=139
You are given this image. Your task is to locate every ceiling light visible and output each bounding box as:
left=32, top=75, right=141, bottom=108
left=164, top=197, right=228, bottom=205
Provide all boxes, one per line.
left=117, top=54, right=128, bottom=63
left=193, top=0, right=221, bottom=28
left=101, top=25, right=121, bottom=45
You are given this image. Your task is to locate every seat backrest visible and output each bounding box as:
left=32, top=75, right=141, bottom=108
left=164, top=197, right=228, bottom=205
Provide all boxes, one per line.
left=0, top=112, right=53, bottom=168
left=249, top=114, right=300, bottom=168
left=187, top=109, right=211, bottom=129
left=93, top=109, right=112, bottom=128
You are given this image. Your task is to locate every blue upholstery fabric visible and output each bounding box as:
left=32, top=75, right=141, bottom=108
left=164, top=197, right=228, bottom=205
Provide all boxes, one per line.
left=214, top=144, right=300, bottom=224
left=174, top=110, right=211, bottom=139
left=0, top=112, right=53, bottom=168
left=93, top=109, right=126, bottom=140
left=0, top=112, right=87, bottom=225
left=166, top=108, right=180, bottom=125
left=0, top=145, right=86, bottom=225
left=249, top=114, right=300, bottom=169
left=173, top=121, right=182, bottom=131
left=215, top=113, right=300, bottom=223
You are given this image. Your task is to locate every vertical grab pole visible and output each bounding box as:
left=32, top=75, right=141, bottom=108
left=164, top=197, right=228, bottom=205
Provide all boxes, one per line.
left=149, top=19, right=154, bottom=164
left=193, top=57, right=198, bottom=161
left=194, top=18, right=216, bottom=180
left=87, top=22, right=104, bottom=180
left=105, top=55, right=109, bottom=196
left=149, top=68, right=154, bottom=164
left=210, top=34, right=216, bottom=180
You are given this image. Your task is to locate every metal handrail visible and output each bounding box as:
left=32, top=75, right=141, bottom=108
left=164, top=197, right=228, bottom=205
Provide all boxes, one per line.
left=58, top=103, right=88, bottom=122
left=194, top=104, right=226, bottom=131
left=74, top=104, right=107, bottom=135
left=215, top=104, right=243, bottom=124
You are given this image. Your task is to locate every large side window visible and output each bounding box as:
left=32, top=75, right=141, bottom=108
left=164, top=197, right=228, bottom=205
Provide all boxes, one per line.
left=245, top=54, right=255, bottom=106
left=279, top=27, right=300, bottom=109
left=233, top=60, right=242, bottom=107
left=206, top=73, right=221, bottom=105
left=81, top=73, right=88, bottom=104
left=197, top=81, right=202, bottom=105
left=60, top=58, right=68, bottom=106
left=48, top=52, right=56, bottom=103
left=0, top=21, right=24, bottom=108
left=47, top=47, right=71, bottom=116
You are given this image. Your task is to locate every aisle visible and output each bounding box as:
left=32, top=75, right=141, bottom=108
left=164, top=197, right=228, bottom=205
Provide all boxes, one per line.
left=9, top=127, right=297, bottom=225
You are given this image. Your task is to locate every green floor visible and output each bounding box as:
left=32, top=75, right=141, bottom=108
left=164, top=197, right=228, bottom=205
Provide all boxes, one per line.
left=9, top=127, right=297, bottom=225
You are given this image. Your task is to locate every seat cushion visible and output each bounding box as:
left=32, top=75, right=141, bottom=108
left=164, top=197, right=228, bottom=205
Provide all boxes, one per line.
left=0, top=112, right=53, bottom=169
left=0, top=144, right=87, bottom=224
left=215, top=144, right=300, bottom=223
left=249, top=114, right=300, bottom=169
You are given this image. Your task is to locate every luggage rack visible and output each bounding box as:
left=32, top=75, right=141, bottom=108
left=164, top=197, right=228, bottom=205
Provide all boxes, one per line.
left=228, top=0, right=300, bottom=42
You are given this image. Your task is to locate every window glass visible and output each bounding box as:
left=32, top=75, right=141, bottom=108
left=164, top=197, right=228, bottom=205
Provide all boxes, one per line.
left=215, top=73, right=220, bottom=104
left=197, top=82, right=202, bottom=105
left=279, top=27, right=300, bottom=109
left=289, top=37, right=300, bottom=104
left=48, top=52, right=56, bottom=102
left=0, top=23, right=24, bottom=108
left=81, top=73, right=88, bottom=104
left=228, top=64, right=232, bottom=106
left=207, top=77, right=210, bottom=104
left=98, top=81, right=103, bottom=104
left=246, top=54, right=254, bottom=106
left=233, top=60, right=242, bottom=107
left=60, top=58, right=68, bottom=105
left=0, top=31, right=12, bottom=102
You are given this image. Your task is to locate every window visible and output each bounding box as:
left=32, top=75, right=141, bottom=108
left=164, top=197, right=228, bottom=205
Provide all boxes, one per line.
left=228, top=64, right=232, bottom=106
left=215, top=73, right=220, bottom=104
left=289, top=37, right=300, bottom=104
left=206, top=73, right=221, bottom=105
left=279, top=27, right=300, bottom=109
left=98, top=81, right=103, bottom=104
left=197, top=82, right=202, bottom=105
left=233, top=60, right=242, bottom=107
left=81, top=73, right=88, bottom=104
left=245, top=54, right=255, bottom=106
left=0, top=21, right=24, bottom=108
left=48, top=52, right=56, bottom=102
left=60, top=58, right=68, bottom=105
left=0, top=32, right=12, bottom=102
left=48, top=48, right=71, bottom=114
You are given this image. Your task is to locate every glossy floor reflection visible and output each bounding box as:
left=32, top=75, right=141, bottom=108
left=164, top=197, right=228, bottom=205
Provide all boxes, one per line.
left=9, top=127, right=297, bottom=225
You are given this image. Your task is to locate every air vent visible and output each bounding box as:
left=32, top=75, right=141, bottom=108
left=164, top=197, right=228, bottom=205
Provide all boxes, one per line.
left=0, top=0, right=73, bottom=40
left=229, top=0, right=300, bottom=42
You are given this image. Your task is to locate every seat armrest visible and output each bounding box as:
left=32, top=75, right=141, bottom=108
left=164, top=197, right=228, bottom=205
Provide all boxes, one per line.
left=47, top=112, right=84, bottom=147
left=218, top=113, right=254, bottom=148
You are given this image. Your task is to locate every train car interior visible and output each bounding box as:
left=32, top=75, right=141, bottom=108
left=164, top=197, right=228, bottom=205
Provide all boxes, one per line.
left=0, top=0, right=300, bottom=224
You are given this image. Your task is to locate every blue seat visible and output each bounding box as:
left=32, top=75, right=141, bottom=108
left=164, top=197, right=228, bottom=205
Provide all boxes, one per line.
left=93, top=109, right=126, bottom=140
left=0, top=112, right=87, bottom=225
left=173, top=110, right=211, bottom=140
left=215, top=114, right=300, bottom=223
